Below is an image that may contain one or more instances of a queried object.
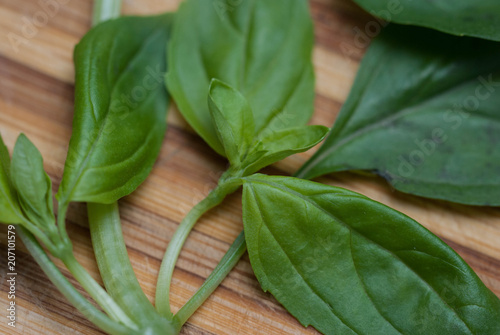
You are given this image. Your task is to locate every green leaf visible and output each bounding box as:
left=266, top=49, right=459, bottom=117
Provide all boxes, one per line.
left=56, top=14, right=172, bottom=205
left=352, top=0, right=500, bottom=41
left=208, top=79, right=255, bottom=166
left=242, top=125, right=328, bottom=176
left=297, top=25, right=500, bottom=206
left=11, top=134, right=55, bottom=228
left=242, top=174, right=500, bottom=335
left=0, top=133, right=23, bottom=224
left=205, top=80, right=325, bottom=175
left=167, top=0, right=314, bottom=156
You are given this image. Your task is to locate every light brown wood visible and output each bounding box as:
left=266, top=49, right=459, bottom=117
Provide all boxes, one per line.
left=0, top=0, right=499, bottom=334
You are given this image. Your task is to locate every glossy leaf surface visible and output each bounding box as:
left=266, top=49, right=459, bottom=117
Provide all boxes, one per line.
left=353, top=0, right=500, bottom=41
left=57, top=14, right=172, bottom=204
left=242, top=174, right=500, bottom=335
left=167, top=0, right=315, bottom=156
left=297, top=25, right=500, bottom=205
left=11, top=134, right=55, bottom=228
left=0, top=133, right=23, bottom=224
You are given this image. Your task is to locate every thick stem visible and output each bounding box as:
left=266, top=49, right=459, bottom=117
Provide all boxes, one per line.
left=92, top=0, right=122, bottom=26
left=18, top=227, right=137, bottom=335
left=176, top=231, right=247, bottom=325
left=155, top=174, right=242, bottom=318
left=88, top=202, right=164, bottom=325
left=61, top=251, right=137, bottom=329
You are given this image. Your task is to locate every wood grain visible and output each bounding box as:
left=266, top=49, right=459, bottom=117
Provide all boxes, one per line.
left=1, top=0, right=499, bottom=334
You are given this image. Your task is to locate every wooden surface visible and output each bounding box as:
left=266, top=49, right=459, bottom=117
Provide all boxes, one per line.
left=1, top=0, right=499, bottom=334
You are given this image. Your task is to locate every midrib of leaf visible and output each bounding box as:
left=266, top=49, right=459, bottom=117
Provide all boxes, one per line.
left=105, top=36, right=119, bottom=89
left=62, top=27, right=162, bottom=203
left=238, top=0, right=256, bottom=92
left=302, top=70, right=500, bottom=177
left=319, top=45, right=390, bottom=148
left=248, top=178, right=476, bottom=334
left=247, top=185, right=359, bottom=334
left=82, top=92, right=162, bottom=173
left=254, top=67, right=309, bottom=136
left=386, top=167, right=500, bottom=188
left=349, top=233, right=405, bottom=335
left=86, top=33, right=99, bottom=123
left=243, top=9, right=301, bottom=98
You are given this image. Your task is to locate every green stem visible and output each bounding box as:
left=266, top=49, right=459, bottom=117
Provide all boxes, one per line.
left=92, top=0, right=122, bottom=26
left=175, top=231, right=247, bottom=325
left=155, top=173, right=242, bottom=318
left=87, top=202, right=163, bottom=324
left=18, top=227, right=137, bottom=335
left=19, top=217, right=59, bottom=256
left=61, top=250, right=138, bottom=329
left=56, top=202, right=72, bottom=251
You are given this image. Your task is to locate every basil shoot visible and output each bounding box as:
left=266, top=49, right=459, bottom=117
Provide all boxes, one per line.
left=207, top=79, right=329, bottom=174
left=242, top=174, right=500, bottom=334
left=352, top=0, right=500, bottom=42
left=155, top=0, right=323, bottom=320
left=59, top=11, right=178, bottom=334
left=298, top=25, right=500, bottom=206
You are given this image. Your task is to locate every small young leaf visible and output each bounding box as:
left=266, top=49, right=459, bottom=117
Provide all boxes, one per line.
left=298, top=25, right=500, bottom=206
left=242, top=175, right=500, bottom=335
left=242, top=125, right=328, bottom=176
left=167, top=0, right=314, bottom=156
left=353, top=0, right=500, bottom=42
left=208, top=79, right=255, bottom=166
left=57, top=14, right=172, bottom=205
left=205, top=82, right=327, bottom=175
left=11, top=134, right=55, bottom=228
left=0, top=133, right=23, bottom=224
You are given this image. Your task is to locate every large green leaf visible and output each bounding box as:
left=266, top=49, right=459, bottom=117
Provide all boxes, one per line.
left=242, top=174, right=500, bottom=335
left=297, top=25, right=500, bottom=205
left=352, top=0, right=500, bottom=41
left=0, top=133, right=23, bottom=224
left=11, top=134, right=55, bottom=229
left=56, top=14, right=172, bottom=205
left=167, top=0, right=314, bottom=156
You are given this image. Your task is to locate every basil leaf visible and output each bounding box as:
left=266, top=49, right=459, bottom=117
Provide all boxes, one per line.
left=208, top=79, right=255, bottom=166
left=56, top=14, right=172, bottom=205
left=353, top=0, right=500, bottom=41
left=297, top=25, right=500, bottom=206
left=0, top=133, right=23, bottom=224
left=242, top=174, right=500, bottom=335
left=11, top=134, right=55, bottom=228
left=242, top=125, right=328, bottom=176
left=167, top=0, right=314, bottom=156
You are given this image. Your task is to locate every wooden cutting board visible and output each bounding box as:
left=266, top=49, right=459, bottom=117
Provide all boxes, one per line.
left=0, top=0, right=499, bottom=334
